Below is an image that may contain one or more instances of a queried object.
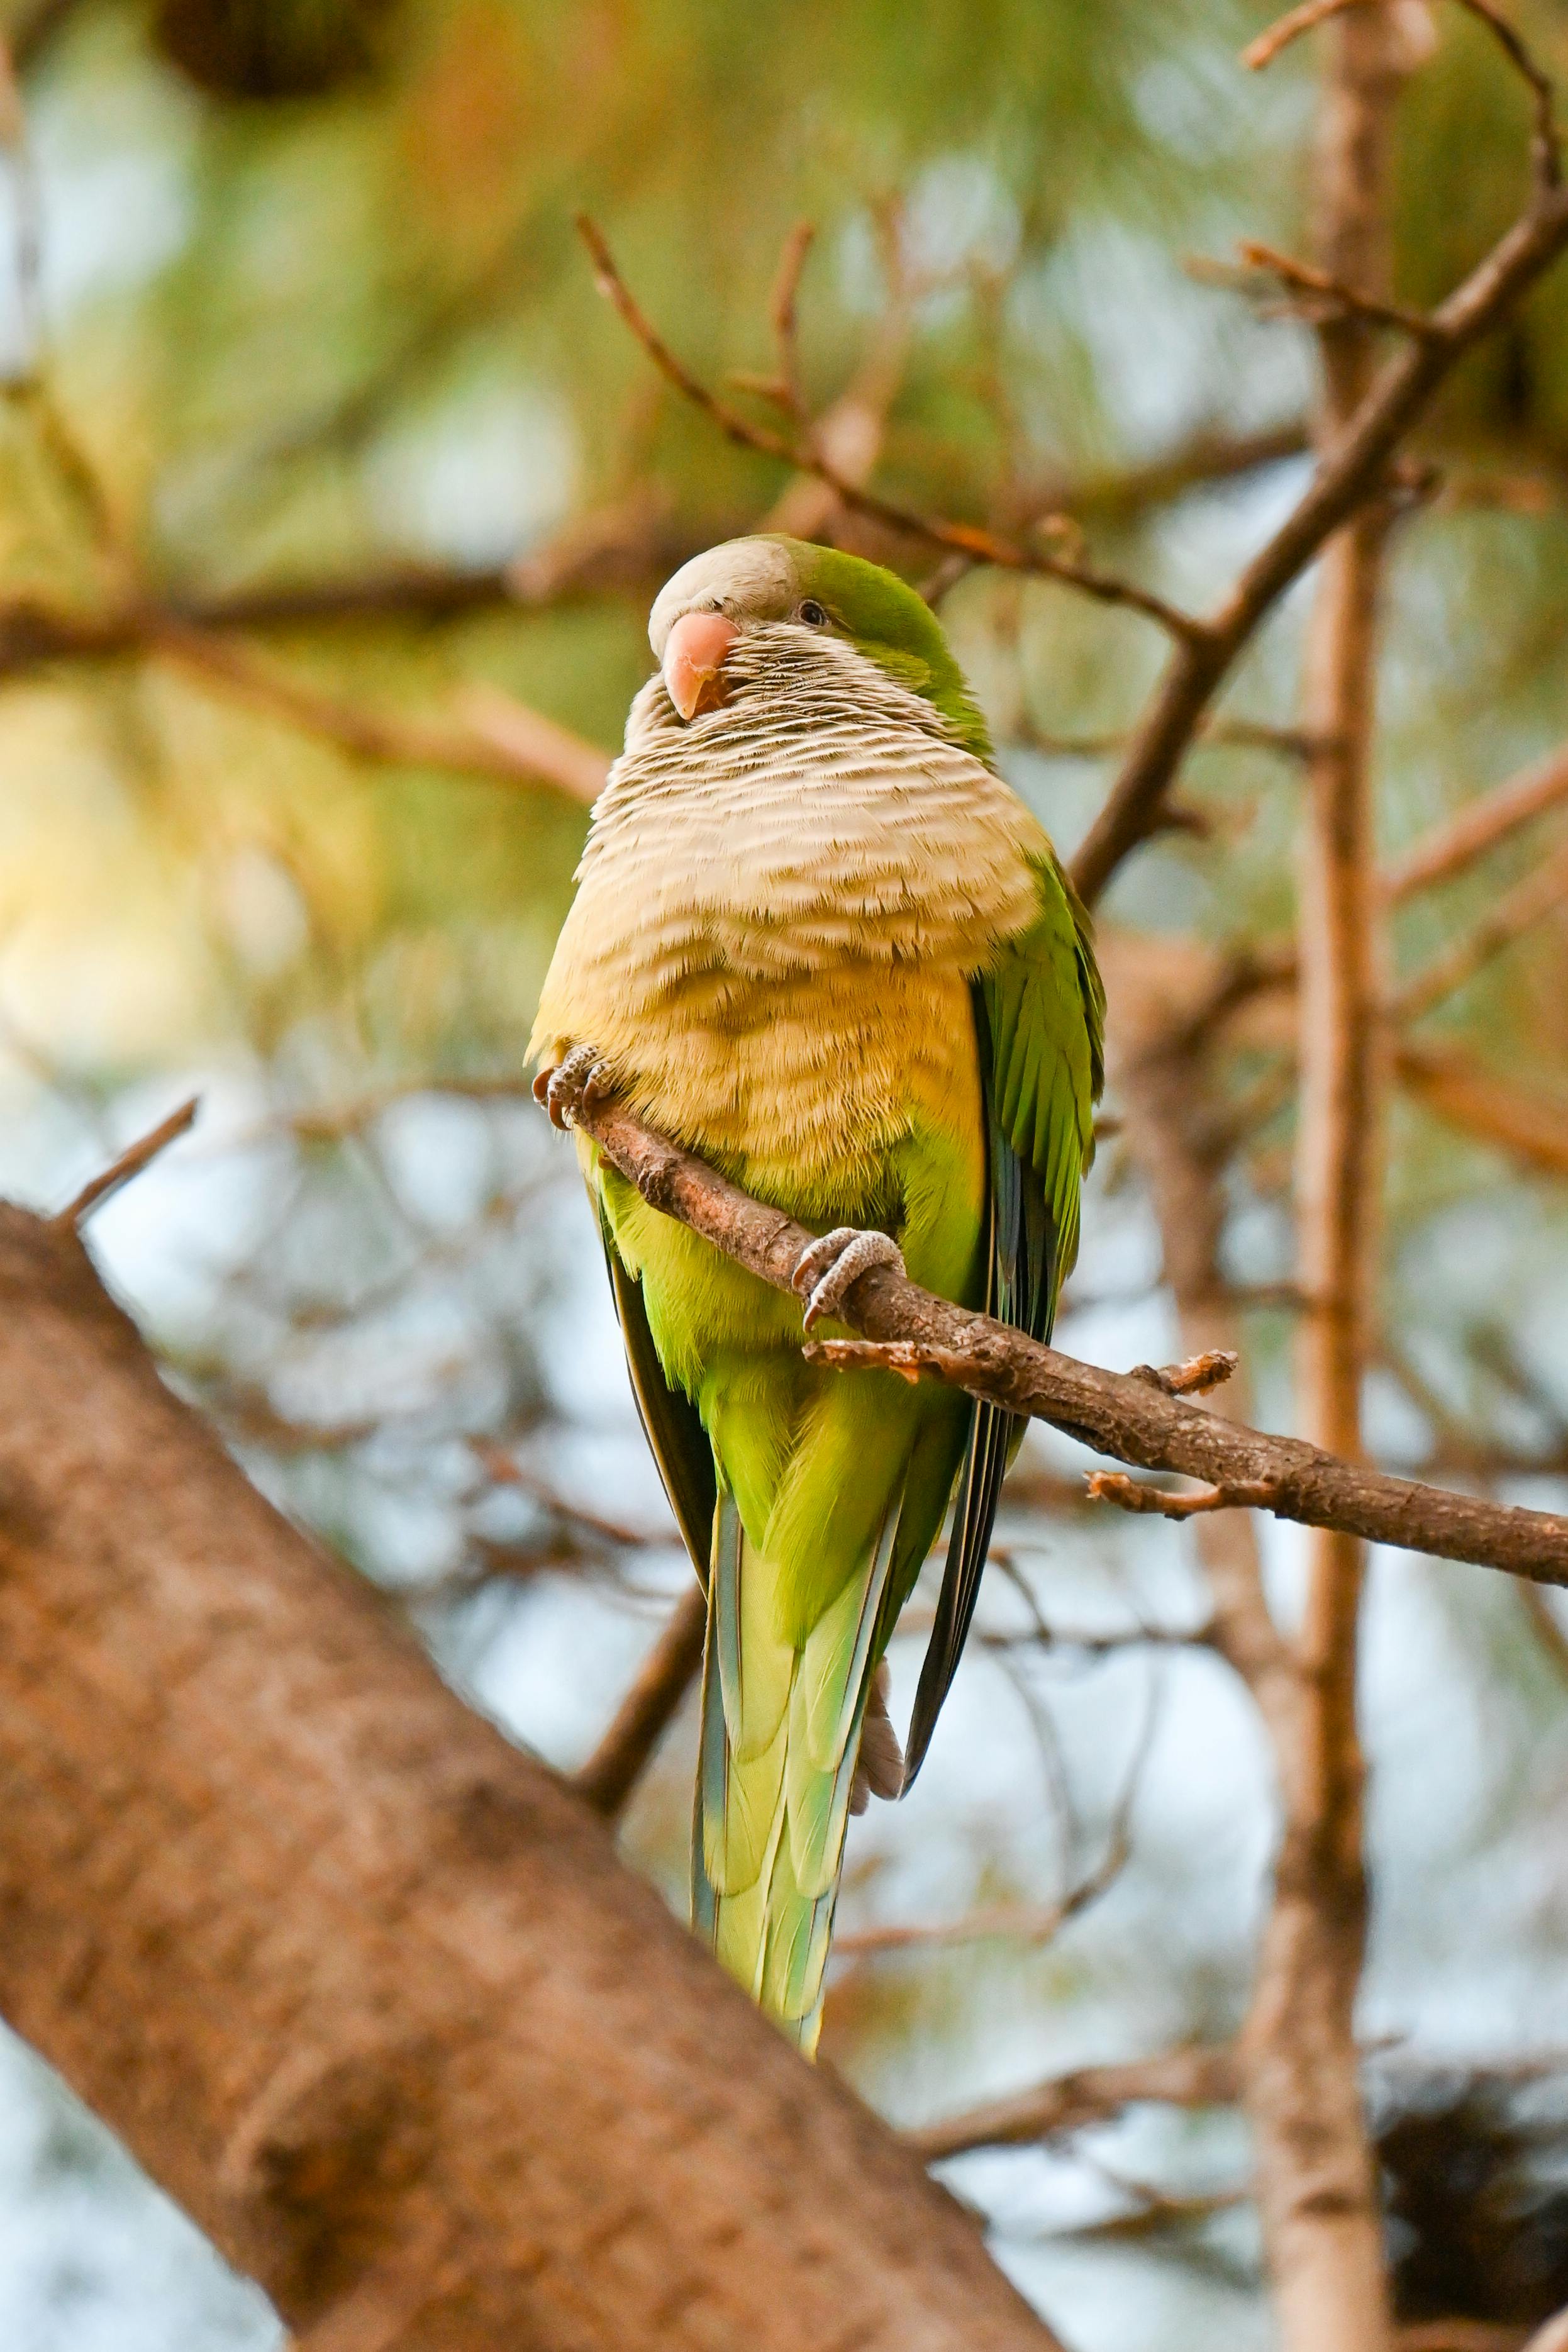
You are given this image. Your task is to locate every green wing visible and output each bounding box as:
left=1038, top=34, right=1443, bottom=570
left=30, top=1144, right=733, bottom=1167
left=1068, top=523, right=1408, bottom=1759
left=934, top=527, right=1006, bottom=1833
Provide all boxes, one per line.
left=600, top=1223, right=716, bottom=1582
left=902, top=857, right=1104, bottom=1785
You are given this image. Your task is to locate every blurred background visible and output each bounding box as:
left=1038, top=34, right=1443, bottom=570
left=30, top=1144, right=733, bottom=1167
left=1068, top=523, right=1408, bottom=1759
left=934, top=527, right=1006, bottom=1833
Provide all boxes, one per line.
left=2, top=1, right=1568, bottom=2344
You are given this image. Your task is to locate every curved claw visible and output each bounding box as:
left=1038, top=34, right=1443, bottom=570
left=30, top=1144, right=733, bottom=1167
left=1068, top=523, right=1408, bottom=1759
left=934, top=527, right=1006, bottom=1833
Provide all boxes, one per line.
left=792, top=1225, right=905, bottom=1332
left=533, top=1042, right=614, bottom=1131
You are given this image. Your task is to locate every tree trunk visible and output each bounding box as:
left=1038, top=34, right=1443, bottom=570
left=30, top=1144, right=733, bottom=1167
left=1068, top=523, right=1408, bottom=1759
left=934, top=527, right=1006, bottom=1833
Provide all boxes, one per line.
left=0, top=1203, right=1063, bottom=2352
left=1267, top=10, right=1413, bottom=2345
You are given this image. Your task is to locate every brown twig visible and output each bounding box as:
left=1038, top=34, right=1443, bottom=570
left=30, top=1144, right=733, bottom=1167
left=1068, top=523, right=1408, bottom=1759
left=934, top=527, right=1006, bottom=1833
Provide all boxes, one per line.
left=1450, top=0, right=1560, bottom=191
left=574, top=1579, right=709, bottom=1819
left=1394, top=832, right=1568, bottom=1018
left=1243, top=0, right=1375, bottom=74
left=1396, top=1042, right=1568, bottom=1178
left=1130, top=1347, right=1238, bottom=1396
left=1170, top=737, right=1568, bottom=1031
left=767, top=220, right=816, bottom=422
left=1384, top=740, right=1568, bottom=902
left=545, top=1074, right=1568, bottom=1586
left=1086, top=1470, right=1279, bottom=1520
left=1237, top=238, right=1440, bottom=338
left=469, top=1444, right=657, bottom=1554
left=842, top=1660, right=1159, bottom=1960
left=149, top=620, right=609, bottom=803
left=1247, top=0, right=1560, bottom=188
left=906, top=2043, right=1243, bottom=2164
left=575, top=215, right=1203, bottom=640
left=832, top=1886, right=1104, bottom=1959
left=50, top=1096, right=199, bottom=1230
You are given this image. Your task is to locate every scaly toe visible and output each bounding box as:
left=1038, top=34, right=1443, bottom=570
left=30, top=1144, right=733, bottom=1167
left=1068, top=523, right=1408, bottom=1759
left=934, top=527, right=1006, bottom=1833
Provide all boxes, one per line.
left=793, top=1226, right=905, bottom=1331
left=792, top=1228, right=860, bottom=1299
left=538, top=1042, right=610, bottom=1131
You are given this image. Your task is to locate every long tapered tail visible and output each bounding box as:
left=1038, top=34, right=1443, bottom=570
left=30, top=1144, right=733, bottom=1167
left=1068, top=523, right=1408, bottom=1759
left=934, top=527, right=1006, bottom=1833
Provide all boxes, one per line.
left=691, top=1476, right=903, bottom=2053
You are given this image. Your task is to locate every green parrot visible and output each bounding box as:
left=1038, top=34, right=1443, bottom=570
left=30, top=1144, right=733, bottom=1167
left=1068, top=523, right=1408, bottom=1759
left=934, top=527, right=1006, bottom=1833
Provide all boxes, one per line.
left=531, top=536, right=1103, bottom=2053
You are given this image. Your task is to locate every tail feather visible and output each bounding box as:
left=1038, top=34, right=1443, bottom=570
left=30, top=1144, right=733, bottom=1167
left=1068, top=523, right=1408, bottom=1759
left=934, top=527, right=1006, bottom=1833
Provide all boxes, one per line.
left=692, top=1474, right=904, bottom=2053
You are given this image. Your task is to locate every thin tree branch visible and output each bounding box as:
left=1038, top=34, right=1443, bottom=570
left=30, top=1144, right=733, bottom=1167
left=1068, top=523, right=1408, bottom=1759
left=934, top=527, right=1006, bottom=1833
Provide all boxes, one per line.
left=1394, top=832, right=1568, bottom=1018
left=575, top=215, right=1203, bottom=641
left=1244, top=0, right=1377, bottom=74
left=1396, top=1042, right=1568, bottom=1177
left=905, top=2043, right=1243, bottom=2164
left=838, top=1669, right=1159, bottom=1962
left=1237, top=237, right=1441, bottom=337
left=50, top=1096, right=199, bottom=1229
left=765, top=218, right=816, bottom=422
left=468, top=1445, right=659, bottom=1554
left=1384, top=741, right=1568, bottom=902
left=544, top=1073, right=1568, bottom=1586
left=1086, top=1470, right=1280, bottom=1520
left=1248, top=1, right=1560, bottom=192
left=148, top=620, right=609, bottom=803
left=1170, top=737, right=1568, bottom=1033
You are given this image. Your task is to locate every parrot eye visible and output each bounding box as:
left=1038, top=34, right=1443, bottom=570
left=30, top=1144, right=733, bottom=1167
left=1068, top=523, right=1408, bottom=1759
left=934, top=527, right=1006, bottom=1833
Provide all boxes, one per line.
left=798, top=600, right=829, bottom=628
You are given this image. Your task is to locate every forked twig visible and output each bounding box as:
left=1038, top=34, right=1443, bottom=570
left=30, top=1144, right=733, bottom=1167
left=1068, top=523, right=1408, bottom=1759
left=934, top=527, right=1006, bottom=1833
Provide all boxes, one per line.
left=1087, top=1471, right=1281, bottom=1522
left=575, top=215, right=1203, bottom=641
left=1237, top=238, right=1440, bottom=339
left=1245, top=0, right=1561, bottom=194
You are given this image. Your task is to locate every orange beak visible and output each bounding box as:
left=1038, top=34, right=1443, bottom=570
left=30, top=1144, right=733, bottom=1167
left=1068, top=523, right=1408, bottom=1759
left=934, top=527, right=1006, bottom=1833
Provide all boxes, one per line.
left=662, top=611, right=738, bottom=721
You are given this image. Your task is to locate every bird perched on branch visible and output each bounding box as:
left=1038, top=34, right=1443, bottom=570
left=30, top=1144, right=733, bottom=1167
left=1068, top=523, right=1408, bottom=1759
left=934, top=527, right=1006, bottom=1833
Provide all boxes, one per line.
left=531, top=537, right=1102, bottom=2051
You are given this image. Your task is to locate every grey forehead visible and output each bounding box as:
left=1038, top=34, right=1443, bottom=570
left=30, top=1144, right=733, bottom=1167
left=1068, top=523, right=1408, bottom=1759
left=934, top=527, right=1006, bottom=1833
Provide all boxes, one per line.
left=647, top=539, right=798, bottom=657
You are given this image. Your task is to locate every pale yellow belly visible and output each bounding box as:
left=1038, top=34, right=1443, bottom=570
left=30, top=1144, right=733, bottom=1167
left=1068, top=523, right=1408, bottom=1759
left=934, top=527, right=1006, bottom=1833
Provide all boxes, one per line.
left=596, top=956, right=982, bottom=1217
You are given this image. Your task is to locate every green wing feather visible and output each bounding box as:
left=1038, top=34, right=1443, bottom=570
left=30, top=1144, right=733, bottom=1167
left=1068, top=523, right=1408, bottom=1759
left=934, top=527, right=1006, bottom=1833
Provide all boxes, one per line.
left=902, top=856, right=1104, bottom=1786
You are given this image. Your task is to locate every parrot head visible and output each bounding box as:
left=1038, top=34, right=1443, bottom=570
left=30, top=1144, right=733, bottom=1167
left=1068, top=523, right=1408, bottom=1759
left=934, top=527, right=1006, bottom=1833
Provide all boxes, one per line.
left=648, top=535, right=993, bottom=764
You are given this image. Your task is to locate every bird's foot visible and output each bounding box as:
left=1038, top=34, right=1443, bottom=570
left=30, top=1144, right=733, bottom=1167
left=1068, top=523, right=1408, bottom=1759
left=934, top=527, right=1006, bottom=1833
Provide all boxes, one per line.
left=850, top=1660, right=905, bottom=1814
left=792, top=1225, right=905, bottom=1332
left=532, top=1042, right=614, bottom=1132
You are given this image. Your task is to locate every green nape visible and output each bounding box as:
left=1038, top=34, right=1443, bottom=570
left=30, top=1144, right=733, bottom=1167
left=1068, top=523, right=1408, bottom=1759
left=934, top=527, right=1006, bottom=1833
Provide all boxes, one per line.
left=762, top=535, right=996, bottom=767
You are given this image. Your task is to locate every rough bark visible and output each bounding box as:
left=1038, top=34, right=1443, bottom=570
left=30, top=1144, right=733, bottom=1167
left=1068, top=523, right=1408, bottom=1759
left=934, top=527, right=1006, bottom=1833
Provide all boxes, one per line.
left=0, top=1204, right=1065, bottom=2352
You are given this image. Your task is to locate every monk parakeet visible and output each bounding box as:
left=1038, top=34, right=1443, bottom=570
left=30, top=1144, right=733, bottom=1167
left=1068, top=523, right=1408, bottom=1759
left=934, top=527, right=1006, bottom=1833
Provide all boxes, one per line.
left=531, top=536, right=1103, bottom=2053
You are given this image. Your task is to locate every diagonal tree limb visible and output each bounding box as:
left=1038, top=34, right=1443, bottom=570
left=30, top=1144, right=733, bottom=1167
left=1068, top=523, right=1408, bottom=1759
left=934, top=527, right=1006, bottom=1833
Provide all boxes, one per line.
left=547, top=1074, right=1568, bottom=1587
left=1070, top=82, right=1568, bottom=903
left=0, top=1201, right=1067, bottom=2352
